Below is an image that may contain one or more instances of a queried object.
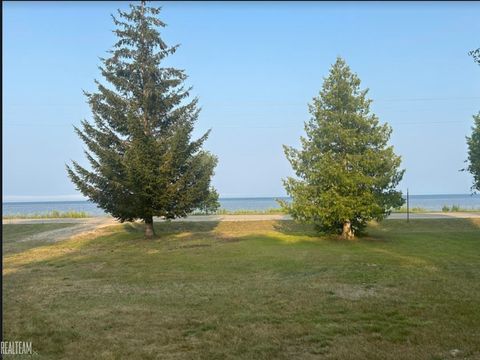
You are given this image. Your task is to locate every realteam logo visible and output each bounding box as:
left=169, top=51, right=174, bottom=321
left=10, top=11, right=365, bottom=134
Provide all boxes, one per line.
left=1, top=341, right=33, bottom=355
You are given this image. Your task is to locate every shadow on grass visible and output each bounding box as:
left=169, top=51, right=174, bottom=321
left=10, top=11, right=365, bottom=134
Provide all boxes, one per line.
left=273, top=220, right=386, bottom=243
left=272, top=221, right=319, bottom=237
left=273, top=218, right=480, bottom=243
left=5, top=218, right=479, bottom=278
left=116, top=220, right=222, bottom=238
left=154, top=220, right=222, bottom=235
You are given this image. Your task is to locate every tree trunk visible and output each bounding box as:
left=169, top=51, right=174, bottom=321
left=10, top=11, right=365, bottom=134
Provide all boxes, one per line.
left=341, top=220, right=355, bottom=240
left=144, top=216, right=155, bottom=239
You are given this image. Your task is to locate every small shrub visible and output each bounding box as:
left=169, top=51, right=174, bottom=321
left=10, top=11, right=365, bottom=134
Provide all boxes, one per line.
left=451, top=205, right=460, bottom=212
left=442, top=205, right=450, bottom=212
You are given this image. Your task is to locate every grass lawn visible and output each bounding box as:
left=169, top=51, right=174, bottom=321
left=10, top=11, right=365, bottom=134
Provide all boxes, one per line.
left=3, top=219, right=480, bottom=359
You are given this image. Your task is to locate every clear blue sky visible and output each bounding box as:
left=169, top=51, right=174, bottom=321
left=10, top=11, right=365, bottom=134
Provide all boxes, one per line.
left=3, top=1, right=480, bottom=201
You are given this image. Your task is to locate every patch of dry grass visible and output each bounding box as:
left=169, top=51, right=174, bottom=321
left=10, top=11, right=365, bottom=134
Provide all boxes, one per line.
left=3, top=219, right=480, bottom=359
left=3, top=210, right=91, bottom=219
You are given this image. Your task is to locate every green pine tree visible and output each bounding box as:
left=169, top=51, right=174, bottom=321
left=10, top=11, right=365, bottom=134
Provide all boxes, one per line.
left=280, top=57, right=405, bottom=239
left=466, top=113, right=480, bottom=192
left=66, top=1, right=217, bottom=238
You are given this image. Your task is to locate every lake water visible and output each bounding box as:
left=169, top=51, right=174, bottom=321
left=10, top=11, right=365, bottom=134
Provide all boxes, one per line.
left=2, top=194, right=480, bottom=216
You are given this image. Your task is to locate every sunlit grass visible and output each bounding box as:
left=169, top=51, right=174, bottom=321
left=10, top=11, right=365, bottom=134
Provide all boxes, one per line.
left=3, top=219, right=480, bottom=359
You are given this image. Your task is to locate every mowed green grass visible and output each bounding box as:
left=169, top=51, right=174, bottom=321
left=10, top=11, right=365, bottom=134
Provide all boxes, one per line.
left=3, top=219, right=480, bottom=359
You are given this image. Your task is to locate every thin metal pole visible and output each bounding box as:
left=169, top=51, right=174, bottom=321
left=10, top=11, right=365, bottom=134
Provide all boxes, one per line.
left=407, top=188, right=410, bottom=223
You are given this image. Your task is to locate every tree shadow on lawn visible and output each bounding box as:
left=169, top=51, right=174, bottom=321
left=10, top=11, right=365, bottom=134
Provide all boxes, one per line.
left=7, top=218, right=478, bottom=274
left=122, top=220, right=222, bottom=236
left=273, top=220, right=386, bottom=243
left=6, top=217, right=478, bottom=281
left=273, top=218, right=480, bottom=244
left=272, top=221, right=318, bottom=237
left=3, top=220, right=223, bottom=275
left=2, top=219, right=358, bottom=284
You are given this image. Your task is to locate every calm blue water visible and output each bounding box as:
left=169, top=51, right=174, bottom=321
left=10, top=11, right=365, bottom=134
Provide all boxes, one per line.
left=2, top=194, right=480, bottom=216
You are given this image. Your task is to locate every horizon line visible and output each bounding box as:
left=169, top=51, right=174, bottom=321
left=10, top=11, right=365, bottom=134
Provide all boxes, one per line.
left=2, top=193, right=479, bottom=204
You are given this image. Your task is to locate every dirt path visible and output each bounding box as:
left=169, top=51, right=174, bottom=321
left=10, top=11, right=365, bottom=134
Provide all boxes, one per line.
left=3, top=217, right=119, bottom=243
left=3, top=212, right=479, bottom=243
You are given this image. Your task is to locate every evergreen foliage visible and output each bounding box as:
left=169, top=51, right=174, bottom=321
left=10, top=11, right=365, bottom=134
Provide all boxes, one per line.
left=465, top=48, right=480, bottom=191
left=197, top=187, right=221, bottom=214
left=469, top=48, right=480, bottom=65
left=466, top=113, right=480, bottom=192
left=67, top=1, right=217, bottom=237
left=281, top=58, right=405, bottom=238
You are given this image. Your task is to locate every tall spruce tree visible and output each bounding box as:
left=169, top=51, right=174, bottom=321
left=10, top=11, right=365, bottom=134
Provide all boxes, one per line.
left=67, top=1, right=217, bottom=238
left=281, top=58, right=404, bottom=239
